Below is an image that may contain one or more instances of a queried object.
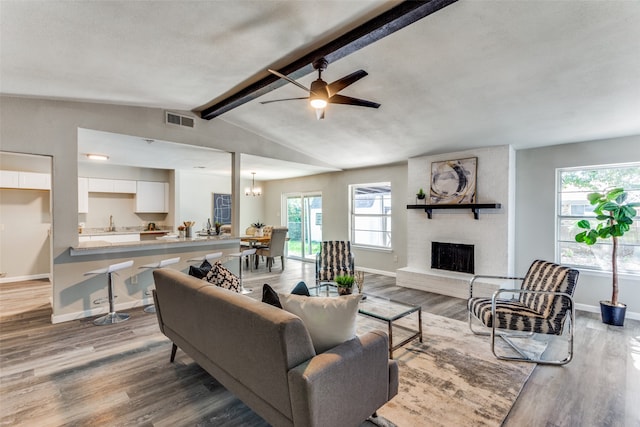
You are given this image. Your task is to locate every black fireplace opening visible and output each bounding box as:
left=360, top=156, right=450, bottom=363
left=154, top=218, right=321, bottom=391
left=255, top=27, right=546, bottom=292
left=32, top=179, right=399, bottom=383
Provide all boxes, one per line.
left=431, top=242, right=475, bottom=274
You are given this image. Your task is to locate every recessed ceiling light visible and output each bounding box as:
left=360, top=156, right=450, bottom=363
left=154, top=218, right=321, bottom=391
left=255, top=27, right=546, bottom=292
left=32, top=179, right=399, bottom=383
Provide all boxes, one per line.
left=86, top=154, right=109, bottom=161
left=193, top=166, right=206, bottom=169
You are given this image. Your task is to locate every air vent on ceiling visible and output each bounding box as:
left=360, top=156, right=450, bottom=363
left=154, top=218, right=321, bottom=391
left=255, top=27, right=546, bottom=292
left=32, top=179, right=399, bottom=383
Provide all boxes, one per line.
left=165, top=111, right=195, bottom=128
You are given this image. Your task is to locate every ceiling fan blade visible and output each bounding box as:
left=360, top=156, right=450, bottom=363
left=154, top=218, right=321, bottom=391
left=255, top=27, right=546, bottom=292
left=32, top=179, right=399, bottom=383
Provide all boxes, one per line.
left=315, top=108, right=325, bottom=120
left=260, top=97, right=309, bottom=105
left=328, top=94, right=380, bottom=109
left=326, top=70, right=368, bottom=97
left=267, top=69, right=310, bottom=94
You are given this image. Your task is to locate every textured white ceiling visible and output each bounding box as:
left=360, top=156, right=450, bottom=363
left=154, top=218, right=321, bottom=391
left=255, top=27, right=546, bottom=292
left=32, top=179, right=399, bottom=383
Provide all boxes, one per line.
left=2, top=1, right=639, bottom=177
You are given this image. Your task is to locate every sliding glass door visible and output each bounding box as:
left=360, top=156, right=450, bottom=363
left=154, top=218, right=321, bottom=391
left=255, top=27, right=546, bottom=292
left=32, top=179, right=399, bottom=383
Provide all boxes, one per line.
left=285, top=193, right=322, bottom=261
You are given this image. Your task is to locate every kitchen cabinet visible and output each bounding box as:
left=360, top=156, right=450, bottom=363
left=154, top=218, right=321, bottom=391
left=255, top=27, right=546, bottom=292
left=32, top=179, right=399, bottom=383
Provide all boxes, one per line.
left=20, top=172, right=51, bottom=190
left=87, top=178, right=136, bottom=194
left=0, top=171, right=20, bottom=188
left=78, top=178, right=89, bottom=213
left=135, top=181, right=169, bottom=213
left=1, top=171, right=50, bottom=190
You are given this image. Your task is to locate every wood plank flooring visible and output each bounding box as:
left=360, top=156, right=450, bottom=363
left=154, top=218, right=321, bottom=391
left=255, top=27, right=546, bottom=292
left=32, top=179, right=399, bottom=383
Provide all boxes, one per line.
left=1, top=259, right=638, bottom=426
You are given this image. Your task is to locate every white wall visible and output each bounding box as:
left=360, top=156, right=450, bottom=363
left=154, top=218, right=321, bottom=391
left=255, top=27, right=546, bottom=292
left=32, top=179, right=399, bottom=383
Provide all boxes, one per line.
left=516, top=135, right=640, bottom=317
left=176, top=170, right=232, bottom=230
left=0, top=188, right=51, bottom=280
left=397, top=145, right=515, bottom=298
left=263, top=163, right=407, bottom=274
left=0, top=95, right=316, bottom=320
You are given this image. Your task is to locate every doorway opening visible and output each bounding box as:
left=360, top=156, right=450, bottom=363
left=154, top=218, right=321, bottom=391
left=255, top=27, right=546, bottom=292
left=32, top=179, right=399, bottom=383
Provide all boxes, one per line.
left=284, top=193, right=322, bottom=261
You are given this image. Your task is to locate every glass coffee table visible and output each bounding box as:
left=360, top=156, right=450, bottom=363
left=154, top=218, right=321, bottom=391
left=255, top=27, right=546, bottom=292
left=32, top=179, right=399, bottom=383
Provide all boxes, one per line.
left=310, top=283, right=423, bottom=359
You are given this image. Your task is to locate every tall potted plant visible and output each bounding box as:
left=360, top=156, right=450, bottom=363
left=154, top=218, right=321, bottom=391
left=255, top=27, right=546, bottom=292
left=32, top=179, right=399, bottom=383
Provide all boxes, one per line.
left=575, top=187, right=638, bottom=326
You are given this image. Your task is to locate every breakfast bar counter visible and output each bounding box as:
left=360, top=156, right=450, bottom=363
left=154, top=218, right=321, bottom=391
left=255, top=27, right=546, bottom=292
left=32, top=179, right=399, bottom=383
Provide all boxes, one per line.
left=70, top=235, right=240, bottom=256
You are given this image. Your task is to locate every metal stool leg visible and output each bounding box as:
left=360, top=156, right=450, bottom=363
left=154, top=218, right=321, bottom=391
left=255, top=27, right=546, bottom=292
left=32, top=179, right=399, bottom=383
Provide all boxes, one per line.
left=239, top=254, right=252, bottom=294
left=93, top=272, right=130, bottom=326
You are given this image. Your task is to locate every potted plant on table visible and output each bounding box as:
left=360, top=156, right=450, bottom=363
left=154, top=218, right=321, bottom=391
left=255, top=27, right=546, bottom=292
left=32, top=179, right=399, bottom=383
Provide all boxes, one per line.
left=575, top=187, right=639, bottom=326
left=335, top=275, right=355, bottom=296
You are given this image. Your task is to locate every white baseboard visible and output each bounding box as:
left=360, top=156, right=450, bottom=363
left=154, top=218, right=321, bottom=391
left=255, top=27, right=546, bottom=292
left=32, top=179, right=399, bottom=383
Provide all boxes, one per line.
left=0, top=273, right=50, bottom=284
left=575, top=303, right=640, bottom=321
left=51, top=298, right=154, bottom=324
left=357, top=267, right=396, bottom=277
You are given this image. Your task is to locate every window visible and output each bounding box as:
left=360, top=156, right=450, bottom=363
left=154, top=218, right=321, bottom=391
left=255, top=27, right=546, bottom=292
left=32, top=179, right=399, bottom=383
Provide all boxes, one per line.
left=557, top=164, right=640, bottom=274
left=350, top=182, right=392, bottom=249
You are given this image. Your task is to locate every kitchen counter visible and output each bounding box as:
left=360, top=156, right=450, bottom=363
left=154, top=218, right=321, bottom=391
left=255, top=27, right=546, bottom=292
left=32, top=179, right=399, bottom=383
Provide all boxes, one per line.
left=79, top=229, right=172, bottom=236
left=70, top=234, right=239, bottom=256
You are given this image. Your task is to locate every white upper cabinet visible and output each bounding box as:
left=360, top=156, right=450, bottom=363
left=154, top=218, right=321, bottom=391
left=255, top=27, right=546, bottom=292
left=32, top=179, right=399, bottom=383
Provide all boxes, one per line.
left=87, top=178, right=136, bottom=194
left=78, top=177, right=89, bottom=213
left=1, top=171, right=50, bottom=190
left=0, top=171, right=20, bottom=188
left=20, top=172, right=51, bottom=190
left=135, top=181, right=169, bottom=213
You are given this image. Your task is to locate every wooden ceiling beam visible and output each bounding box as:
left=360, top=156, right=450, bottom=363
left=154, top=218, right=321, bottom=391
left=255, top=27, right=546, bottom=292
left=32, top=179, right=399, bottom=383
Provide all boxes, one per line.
left=199, top=0, right=458, bottom=120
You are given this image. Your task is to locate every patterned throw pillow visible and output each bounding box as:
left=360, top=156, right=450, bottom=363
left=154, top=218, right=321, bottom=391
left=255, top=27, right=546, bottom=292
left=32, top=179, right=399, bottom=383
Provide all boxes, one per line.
left=204, top=261, right=240, bottom=292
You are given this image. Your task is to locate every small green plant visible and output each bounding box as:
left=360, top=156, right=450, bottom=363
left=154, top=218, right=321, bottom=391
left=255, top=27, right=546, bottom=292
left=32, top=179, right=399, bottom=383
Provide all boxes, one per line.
left=575, top=187, right=639, bottom=306
left=252, top=221, right=265, bottom=228
left=416, top=188, right=426, bottom=199
left=335, top=275, right=355, bottom=287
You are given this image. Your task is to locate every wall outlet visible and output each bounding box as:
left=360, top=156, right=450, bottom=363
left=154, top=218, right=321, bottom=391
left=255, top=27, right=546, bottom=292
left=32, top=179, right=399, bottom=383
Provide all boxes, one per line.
left=131, top=274, right=138, bottom=285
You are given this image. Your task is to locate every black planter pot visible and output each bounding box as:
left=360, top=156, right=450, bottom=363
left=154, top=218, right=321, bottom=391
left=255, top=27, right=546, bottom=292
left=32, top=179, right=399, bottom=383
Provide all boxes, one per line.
left=600, top=301, right=627, bottom=326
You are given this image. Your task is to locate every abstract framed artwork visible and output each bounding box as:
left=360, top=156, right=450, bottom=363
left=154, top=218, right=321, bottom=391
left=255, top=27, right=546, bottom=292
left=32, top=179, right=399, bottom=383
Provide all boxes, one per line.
left=213, top=193, right=232, bottom=224
left=430, top=157, right=477, bottom=204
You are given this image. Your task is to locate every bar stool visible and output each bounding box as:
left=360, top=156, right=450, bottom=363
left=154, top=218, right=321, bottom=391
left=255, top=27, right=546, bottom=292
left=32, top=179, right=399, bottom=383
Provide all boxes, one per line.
left=229, top=248, right=256, bottom=294
left=138, top=257, right=181, bottom=313
left=84, top=260, right=134, bottom=326
left=187, top=252, right=223, bottom=264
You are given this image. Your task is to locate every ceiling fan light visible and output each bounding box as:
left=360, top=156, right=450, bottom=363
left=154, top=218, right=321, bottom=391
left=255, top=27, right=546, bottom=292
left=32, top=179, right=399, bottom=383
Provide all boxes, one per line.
left=310, top=98, right=327, bottom=109
left=86, top=153, right=109, bottom=161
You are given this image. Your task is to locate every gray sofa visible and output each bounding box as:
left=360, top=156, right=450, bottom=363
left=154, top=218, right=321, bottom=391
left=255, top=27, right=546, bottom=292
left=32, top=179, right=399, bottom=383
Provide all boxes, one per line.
left=152, top=269, right=398, bottom=427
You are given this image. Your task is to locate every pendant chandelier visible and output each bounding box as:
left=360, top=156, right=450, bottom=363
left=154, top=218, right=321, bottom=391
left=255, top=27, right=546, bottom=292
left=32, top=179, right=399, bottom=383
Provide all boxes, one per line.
left=245, top=172, right=262, bottom=197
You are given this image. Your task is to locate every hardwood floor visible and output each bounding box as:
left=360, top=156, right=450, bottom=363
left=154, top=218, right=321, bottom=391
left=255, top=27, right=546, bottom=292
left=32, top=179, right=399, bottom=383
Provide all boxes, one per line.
left=1, top=259, right=638, bottom=426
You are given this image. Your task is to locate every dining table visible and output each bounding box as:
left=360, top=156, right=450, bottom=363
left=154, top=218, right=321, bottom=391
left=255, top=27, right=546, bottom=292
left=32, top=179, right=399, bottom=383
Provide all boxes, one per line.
left=240, top=235, right=271, bottom=268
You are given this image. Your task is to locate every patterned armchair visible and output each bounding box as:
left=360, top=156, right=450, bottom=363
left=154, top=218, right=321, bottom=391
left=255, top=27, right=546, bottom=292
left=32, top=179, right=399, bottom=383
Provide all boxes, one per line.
left=315, top=241, right=355, bottom=286
left=468, top=259, right=579, bottom=365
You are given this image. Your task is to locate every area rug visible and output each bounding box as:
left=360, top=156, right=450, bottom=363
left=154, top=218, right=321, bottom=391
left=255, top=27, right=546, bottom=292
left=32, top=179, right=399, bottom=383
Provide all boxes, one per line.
left=357, top=312, right=537, bottom=427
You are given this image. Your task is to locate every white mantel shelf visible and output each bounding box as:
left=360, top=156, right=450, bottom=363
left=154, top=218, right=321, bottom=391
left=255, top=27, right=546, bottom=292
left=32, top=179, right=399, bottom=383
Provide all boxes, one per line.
left=406, top=203, right=502, bottom=220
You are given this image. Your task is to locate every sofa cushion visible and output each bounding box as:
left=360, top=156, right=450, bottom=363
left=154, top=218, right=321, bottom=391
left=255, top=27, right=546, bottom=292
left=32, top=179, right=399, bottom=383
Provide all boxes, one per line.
left=204, top=261, right=240, bottom=292
left=262, top=283, right=282, bottom=308
left=279, top=293, right=362, bottom=354
left=188, top=259, right=212, bottom=279
left=291, top=281, right=311, bottom=296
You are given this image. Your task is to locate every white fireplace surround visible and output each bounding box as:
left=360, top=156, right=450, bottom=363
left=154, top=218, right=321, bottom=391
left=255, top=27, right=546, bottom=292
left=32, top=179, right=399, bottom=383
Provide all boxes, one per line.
left=397, top=145, right=516, bottom=299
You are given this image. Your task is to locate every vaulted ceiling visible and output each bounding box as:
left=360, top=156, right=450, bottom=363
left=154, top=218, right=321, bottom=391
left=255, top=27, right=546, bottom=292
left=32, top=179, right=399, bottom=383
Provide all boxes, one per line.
left=2, top=1, right=639, bottom=178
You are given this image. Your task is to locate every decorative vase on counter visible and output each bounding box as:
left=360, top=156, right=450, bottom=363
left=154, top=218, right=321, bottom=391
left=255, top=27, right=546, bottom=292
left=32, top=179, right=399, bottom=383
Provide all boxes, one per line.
left=185, top=226, right=193, bottom=238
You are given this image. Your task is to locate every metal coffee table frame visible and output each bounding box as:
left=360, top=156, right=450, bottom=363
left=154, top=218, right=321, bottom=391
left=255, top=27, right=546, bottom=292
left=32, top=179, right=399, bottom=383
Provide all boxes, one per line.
left=311, top=283, right=423, bottom=359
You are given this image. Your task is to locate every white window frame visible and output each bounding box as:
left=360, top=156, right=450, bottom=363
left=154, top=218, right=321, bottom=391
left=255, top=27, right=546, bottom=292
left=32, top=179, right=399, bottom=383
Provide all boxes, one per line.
left=556, top=163, right=640, bottom=275
left=349, top=182, right=392, bottom=250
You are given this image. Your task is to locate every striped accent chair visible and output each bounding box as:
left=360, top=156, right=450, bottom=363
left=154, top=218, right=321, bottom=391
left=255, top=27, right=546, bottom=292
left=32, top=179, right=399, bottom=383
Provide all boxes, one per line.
left=315, top=241, right=355, bottom=286
left=468, top=260, right=579, bottom=365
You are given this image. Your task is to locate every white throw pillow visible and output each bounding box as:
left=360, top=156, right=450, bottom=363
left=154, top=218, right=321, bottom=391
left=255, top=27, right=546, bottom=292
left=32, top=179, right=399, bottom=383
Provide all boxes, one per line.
left=279, top=293, right=362, bottom=354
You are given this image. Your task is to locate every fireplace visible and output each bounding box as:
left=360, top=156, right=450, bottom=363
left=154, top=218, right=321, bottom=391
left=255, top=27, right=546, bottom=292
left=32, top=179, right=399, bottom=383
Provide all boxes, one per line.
left=431, top=242, right=475, bottom=274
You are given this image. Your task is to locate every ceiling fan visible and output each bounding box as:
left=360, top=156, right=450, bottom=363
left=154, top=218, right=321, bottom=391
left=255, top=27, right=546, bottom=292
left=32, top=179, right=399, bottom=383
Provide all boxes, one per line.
left=261, top=57, right=380, bottom=120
